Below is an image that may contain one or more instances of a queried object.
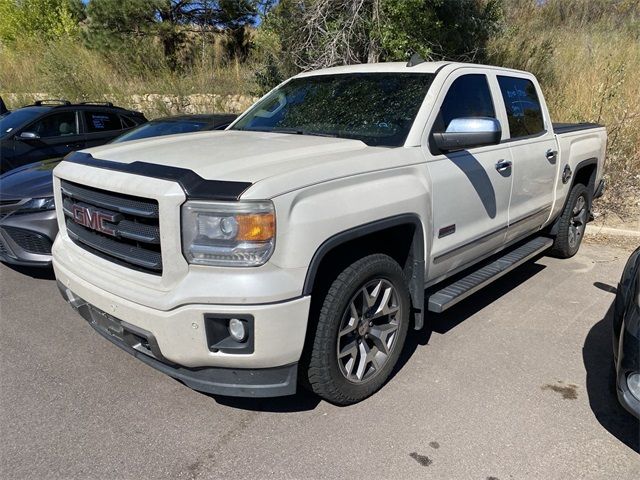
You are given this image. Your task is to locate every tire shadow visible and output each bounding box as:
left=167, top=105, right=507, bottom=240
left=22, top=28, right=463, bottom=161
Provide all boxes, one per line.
left=209, top=387, right=321, bottom=412
left=583, top=301, right=640, bottom=452
left=393, top=259, right=547, bottom=380
left=2, top=262, right=55, bottom=280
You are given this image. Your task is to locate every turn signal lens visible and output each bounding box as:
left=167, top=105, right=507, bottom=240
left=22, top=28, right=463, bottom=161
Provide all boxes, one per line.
left=236, top=213, right=275, bottom=241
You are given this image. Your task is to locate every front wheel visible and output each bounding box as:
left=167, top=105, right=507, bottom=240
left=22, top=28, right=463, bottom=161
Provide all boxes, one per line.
left=550, top=183, right=591, bottom=258
left=304, top=254, right=411, bottom=405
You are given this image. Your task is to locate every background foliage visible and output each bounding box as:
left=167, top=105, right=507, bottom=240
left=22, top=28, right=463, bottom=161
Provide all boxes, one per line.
left=0, top=0, right=638, bottom=218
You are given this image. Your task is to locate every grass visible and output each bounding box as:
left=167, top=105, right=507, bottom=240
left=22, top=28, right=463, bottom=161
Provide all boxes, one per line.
left=1, top=2, right=639, bottom=219
left=486, top=0, right=640, bottom=221
left=0, top=38, right=258, bottom=116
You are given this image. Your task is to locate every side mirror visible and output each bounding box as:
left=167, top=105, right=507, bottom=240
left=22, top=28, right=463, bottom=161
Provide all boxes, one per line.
left=433, top=117, right=501, bottom=152
left=17, top=131, right=40, bottom=140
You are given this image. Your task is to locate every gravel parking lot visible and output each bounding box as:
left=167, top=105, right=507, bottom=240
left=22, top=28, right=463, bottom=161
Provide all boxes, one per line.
left=1, top=241, right=638, bottom=479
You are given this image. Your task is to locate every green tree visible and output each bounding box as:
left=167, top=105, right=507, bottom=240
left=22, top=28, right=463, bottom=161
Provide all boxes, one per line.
left=0, top=0, right=84, bottom=42
left=380, top=0, right=503, bottom=62
left=85, top=0, right=257, bottom=70
left=255, top=0, right=504, bottom=91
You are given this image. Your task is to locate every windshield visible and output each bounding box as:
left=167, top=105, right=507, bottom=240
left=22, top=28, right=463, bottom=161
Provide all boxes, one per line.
left=111, top=119, right=209, bottom=143
left=231, top=73, right=435, bottom=147
left=0, top=108, right=46, bottom=138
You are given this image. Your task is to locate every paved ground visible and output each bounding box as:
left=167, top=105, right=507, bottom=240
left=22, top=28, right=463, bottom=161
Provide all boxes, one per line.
left=1, top=242, right=639, bottom=479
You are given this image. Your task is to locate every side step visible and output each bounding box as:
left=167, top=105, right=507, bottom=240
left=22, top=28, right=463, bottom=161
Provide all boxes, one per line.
left=427, top=236, right=553, bottom=313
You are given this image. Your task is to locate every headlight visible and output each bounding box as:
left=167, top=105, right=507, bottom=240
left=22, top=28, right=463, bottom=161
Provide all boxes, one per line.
left=628, top=373, right=640, bottom=401
left=15, top=197, right=55, bottom=214
left=181, top=200, right=275, bottom=267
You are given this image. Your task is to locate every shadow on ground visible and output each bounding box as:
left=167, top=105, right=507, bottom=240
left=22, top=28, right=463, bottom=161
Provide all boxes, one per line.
left=583, top=298, right=640, bottom=453
left=212, top=259, right=548, bottom=412
left=396, top=259, right=547, bottom=372
left=3, top=262, right=55, bottom=280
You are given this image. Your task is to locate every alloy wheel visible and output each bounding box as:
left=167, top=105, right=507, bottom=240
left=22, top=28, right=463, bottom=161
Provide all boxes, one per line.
left=336, top=279, right=402, bottom=383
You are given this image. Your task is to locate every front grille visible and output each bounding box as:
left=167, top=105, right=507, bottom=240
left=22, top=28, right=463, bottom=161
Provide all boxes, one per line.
left=0, top=235, right=12, bottom=256
left=3, top=227, right=52, bottom=254
left=61, top=180, right=162, bottom=274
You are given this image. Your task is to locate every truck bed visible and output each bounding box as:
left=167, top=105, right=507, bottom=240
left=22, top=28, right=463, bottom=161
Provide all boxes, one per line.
left=553, top=122, right=603, bottom=134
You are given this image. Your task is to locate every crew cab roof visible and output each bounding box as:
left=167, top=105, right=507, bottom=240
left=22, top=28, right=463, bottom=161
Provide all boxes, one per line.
left=294, top=61, right=531, bottom=78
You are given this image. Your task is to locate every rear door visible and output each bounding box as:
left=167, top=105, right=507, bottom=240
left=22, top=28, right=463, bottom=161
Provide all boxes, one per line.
left=424, top=70, right=513, bottom=281
left=13, top=109, right=83, bottom=166
left=83, top=109, right=127, bottom=148
left=495, top=74, right=558, bottom=243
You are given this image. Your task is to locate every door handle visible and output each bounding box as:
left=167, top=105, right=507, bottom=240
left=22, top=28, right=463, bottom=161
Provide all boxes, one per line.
left=495, top=160, right=512, bottom=172
left=545, top=149, right=557, bottom=161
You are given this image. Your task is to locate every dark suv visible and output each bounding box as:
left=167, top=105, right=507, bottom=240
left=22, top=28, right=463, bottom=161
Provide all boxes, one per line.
left=0, top=100, right=146, bottom=174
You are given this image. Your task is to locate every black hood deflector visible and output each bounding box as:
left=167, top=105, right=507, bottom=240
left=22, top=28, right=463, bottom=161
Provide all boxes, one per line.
left=62, top=151, right=252, bottom=201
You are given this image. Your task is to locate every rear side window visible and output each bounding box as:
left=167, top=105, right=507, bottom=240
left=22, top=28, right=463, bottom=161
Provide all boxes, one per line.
left=497, top=76, right=545, bottom=138
left=84, top=111, right=121, bottom=133
left=433, top=74, right=496, bottom=133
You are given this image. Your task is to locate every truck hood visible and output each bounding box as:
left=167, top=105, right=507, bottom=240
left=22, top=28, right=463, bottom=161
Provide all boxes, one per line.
left=84, top=130, right=377, bottom=185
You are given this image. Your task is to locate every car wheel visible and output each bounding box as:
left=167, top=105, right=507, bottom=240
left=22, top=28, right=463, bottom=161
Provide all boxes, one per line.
left=550, top=183, right=591, bottom=258
left=304, top=254, right=411, bottom=405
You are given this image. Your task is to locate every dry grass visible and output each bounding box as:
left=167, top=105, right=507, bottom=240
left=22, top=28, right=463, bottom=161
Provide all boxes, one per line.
left=1, top=3, right=639, bottom=220
left=0, top=38, right=258, bottom=114
left=487, top=1, right=640, bottom=221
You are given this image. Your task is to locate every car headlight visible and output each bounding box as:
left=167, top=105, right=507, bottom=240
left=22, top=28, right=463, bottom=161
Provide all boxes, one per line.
left=14, top=197, right=56, bottom=214
left=628, top=373, right=640, bottom=401
left=181, top=200, right=275, bottom=267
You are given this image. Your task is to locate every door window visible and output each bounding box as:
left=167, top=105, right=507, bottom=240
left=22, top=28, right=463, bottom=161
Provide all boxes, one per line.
left=434, top=74, right=496, bottom=133
left=84, top=111, right=121, bottom=133
left=27, top=111, right=78, bottom=138
left=497, top=76, right=545, bottom=138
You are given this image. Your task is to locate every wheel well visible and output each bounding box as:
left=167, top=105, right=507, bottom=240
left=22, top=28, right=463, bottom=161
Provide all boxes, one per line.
left=548, top=159, right=598, bottom=236
left=572, top=160, right=597, bottom=193
left=303, top=216, right=425, bottom=331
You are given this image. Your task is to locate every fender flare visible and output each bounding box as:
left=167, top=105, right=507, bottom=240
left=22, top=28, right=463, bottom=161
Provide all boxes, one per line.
left=302, top=213, right=426, bottom=329
left=550, top=157, right=598, bottom=235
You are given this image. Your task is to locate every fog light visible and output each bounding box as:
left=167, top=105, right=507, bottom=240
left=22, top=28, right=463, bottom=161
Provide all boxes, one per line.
left=628, top=373, right=640, bottom=401
left=228, top=318, right=247, bottom=342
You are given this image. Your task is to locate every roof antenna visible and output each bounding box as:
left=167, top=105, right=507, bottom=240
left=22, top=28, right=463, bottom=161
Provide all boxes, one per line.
left=407, top=52, right=426, bottom=67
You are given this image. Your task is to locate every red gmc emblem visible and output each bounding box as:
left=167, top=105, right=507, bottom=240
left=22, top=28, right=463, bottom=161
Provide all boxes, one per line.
left=72, top=204, right=120, bottom=237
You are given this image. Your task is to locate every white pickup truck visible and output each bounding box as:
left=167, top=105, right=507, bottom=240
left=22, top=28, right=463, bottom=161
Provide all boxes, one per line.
left=53, top=61, right=607, bottom=405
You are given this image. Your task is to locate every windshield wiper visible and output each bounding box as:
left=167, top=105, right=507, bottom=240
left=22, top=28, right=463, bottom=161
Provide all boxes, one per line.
left=272, top=128, right=338, bottom=138
left=245, top=127, right=338, bottom=138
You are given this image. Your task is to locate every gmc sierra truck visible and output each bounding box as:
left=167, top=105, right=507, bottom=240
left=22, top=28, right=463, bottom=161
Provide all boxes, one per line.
left=52, top=62, right=607, bottom=405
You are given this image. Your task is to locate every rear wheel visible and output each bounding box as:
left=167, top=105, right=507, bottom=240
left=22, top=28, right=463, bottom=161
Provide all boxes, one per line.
left=550, top=183, right=591, bottom=258
left=304, top=254, right=410, bottom=405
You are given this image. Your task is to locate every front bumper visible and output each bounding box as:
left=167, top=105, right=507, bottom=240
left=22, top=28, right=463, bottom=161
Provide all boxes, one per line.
left=615, top=313, right=640, bottom=419
left=58, top=283, right=297, bottom=397
left=0, top=210, right=57, bottom=266
left=54, top=259, right=311, bottom=397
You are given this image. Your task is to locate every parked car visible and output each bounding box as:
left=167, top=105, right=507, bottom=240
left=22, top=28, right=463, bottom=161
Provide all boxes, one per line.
left=52, top=62, right=606, bottom=404
left=0, top=100, right=147, bottom=175
left=0, top=96, right=9, bottom=115
left=0, top=114, right=237, bottom=267
left=111, top=114, right=238, bottom=143
left=613, top=246, right=640, bottom=418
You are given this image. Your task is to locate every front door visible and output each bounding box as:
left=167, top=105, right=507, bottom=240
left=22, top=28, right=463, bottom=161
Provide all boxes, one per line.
left=13, top=110, right=84, bottom=168
left=424, top=72, right=513, bottom=282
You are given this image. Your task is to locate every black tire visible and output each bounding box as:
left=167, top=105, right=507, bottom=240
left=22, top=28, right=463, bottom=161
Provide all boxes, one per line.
left=303, top=254, right=411, bottom=405
left=550, top=183, right=591, bottom=258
